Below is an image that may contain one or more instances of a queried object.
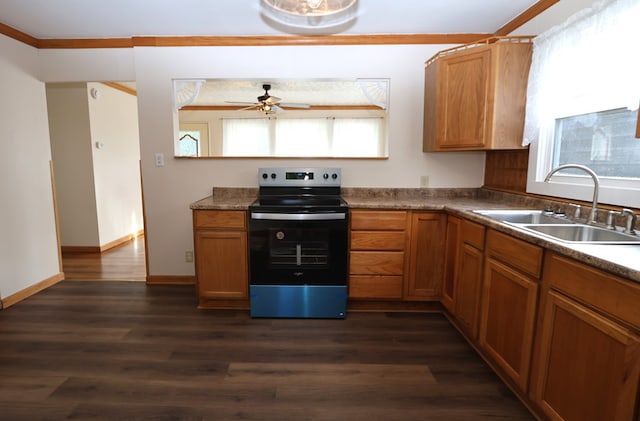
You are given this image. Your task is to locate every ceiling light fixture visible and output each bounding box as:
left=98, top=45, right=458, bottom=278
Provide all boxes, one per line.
left=260, top=0, right=358, bottom=30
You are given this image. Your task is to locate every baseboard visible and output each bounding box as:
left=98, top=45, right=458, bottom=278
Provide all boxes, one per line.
left=1, top=272, right=64, bottom=309
left=61, top=230, right=144, bottom=254
left=100, top=230, right=144, bottom=252
left=146, top=275, right=195, bottom=285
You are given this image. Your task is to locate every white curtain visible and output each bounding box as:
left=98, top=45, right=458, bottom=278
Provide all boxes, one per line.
left=222, top=118, right=270, bottom=156
left=275, top=118, right=329, bottom=156
left=332, top=117, right=384, bottom=157
left=522, top=0, right=640, bottom=146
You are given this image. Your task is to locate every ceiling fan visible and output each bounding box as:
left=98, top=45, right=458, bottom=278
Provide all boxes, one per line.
left=227, top=84, right=310, bottom=114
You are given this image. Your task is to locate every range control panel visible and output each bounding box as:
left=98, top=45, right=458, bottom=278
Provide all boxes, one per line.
left=257, top=167, right=341, bottom=187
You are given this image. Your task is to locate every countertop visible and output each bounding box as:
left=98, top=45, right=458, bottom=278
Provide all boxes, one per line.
left=190, top=187, right=640, bottom=283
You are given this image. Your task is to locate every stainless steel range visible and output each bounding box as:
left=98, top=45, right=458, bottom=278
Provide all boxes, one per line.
left=248, top=167, right=348, bottom=319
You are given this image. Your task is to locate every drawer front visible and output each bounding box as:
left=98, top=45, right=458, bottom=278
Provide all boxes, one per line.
left=350, top=210, right=408, bottom=231
left=349, top=251, right=405, bottom=275
left=461, top=219, right=485, bottom=250
left=486, top=229, right=542, bottom=279
left=194, top=210, right=246, bottom=229
left=349, top=275, right=403, bottom=299
left=350, top=231, right=406, bottom=251
left=545, top=252, right=640, bottom=329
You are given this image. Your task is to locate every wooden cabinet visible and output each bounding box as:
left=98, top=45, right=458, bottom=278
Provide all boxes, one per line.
left=441, top=216, right=461, bottom=311
left=423, top=37, right=532, bottom=151
left=405, top=212, right=446, bottom=300
left=193, top=210, right=248, bottom=308
left=531, top=253, right=640, bottom=421
left=349, top=210, right=408, bottom=300
left=453, top=219, right=485, bottom=339
left=479, top=229, right=542, bottom=391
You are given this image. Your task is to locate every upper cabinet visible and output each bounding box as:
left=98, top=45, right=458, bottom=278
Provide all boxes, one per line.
left=423, top=37, right=533, bottom=152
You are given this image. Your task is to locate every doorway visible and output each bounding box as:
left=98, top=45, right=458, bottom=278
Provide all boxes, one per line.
left=46, top=81, right=147, bottom=281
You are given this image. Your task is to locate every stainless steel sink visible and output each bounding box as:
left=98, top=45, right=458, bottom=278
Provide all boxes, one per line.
left=518, top=224, right=640, bottom=244
left=473, top=209, right=572, bottom=225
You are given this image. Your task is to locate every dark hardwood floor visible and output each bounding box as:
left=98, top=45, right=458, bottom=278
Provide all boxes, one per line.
left=61, top=235, right=146, bottom=281
left=0, top=279, right=534, bottom=420
left=4, top=237, right=534, bottom=419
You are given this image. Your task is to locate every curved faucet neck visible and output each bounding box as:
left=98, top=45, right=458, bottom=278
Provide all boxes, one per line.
left=544, top=164, right=600, bottom=224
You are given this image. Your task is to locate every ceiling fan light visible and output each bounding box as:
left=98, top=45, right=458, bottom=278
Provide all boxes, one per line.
left=261, top=0, right=358, bottom=29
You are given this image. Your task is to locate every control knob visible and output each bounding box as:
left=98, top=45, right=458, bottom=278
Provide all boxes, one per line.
left=323, top=173, right=329, bottom=180
left=331, top=173, right=338, bottom=180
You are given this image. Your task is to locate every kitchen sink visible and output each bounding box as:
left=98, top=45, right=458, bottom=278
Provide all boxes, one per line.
left=473, top=209, right=572, bottom=225
left=518, top=224, right=640, bottom=244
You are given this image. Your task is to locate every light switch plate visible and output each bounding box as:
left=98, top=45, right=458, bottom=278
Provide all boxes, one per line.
left=155, top=153, right=165, bottom=167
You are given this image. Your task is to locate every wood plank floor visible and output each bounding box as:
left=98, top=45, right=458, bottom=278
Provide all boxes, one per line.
left=61, top=235, right=146, bottom=281
left=0, top=280, right=534, bottom=420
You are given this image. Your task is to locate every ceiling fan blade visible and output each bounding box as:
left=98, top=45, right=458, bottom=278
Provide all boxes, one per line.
left=280, top=102, right=311, bottom=109
left=238, top=105, right=257, bottom=111
left=225, top=101, right=258, bottom=105
left=272, top=105, right=284, bottom=113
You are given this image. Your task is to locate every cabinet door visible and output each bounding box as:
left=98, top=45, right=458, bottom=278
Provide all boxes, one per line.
left=438, top=47, right=491, bottom=149
left=533, top=291, right=640, bottom=421
left=195, top=230, right=248, bottom=299
left=455, top=243, right=484, bottom=339
left=441, top=216, right=461, bottom=312
left=479, top=258, right=538, bottom=390
left=405, top=212, right=445, bottom=300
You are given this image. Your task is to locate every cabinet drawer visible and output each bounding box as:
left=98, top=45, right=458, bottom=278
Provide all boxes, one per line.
left=461, top=219, right=485, bottom=250
left=486, top=230, right=542, bottom=279
left=350, top=210, right=408, bottom=231
left=194, top=210, right=246, bottom=229
left=349, top=251, right=404, bottom=275
left=350, top=231, right=406, bottom=251
left=349, top=275, right=403, bottom=299
left=544, top=252, right=640, bottom=329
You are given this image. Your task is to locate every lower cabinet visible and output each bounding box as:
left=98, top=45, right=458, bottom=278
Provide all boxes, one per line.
left=478, top=229, right=542, bottom=391
left=531, top=253, right=640, bottom=421
left=349, top=209, right=408, bottom=300
left=348, top=209, right=445, bottom=303
left=441, top=216, right=460, bottom=311
left=442, top=215, right=486, bottom=339
left=453, top=220, right=485, bottom=339
left=405, top=212, right=446, bottom=300
left=193, top=210, right=249, bottom=308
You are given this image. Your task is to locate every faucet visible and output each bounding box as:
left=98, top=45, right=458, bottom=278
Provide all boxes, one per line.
left=544, top=164, right=600, bottom=224
left=620, top=208, right=637, bottom=235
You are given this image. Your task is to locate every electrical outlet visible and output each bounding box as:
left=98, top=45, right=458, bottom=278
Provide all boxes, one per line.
left=185, top=250, right=193, bottom=262
left=420, top=175, right=429, bottom=187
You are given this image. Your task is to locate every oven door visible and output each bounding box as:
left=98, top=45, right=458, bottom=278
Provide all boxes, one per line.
left=248, top=210, right=348, bottom=286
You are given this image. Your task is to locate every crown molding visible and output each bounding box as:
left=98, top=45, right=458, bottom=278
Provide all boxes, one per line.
left=0, top=0, right=555, bottom=49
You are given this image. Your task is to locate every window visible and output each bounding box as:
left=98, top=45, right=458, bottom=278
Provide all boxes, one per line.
left=178, top=132, right=199, bottom=157
left=221, top=116, right=386, bottom=157
left=178, top=122, right=209, bottom=156
left=524, top=0, right=640, bottom=208
left=552, top=108, right=640, bottom=178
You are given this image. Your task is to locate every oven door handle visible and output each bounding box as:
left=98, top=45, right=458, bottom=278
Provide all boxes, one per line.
left=250, top=212, right=346, bottom=221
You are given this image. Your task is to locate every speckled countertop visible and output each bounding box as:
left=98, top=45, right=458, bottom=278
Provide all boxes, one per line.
left=190, top=187, right=640, bottom=283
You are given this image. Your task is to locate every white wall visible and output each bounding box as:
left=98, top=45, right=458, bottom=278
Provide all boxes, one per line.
left=47, top=83, right=100, bottom=246
left=0, top=35, right=60, bottom=298
left=87, top=82, right=144, bottom=246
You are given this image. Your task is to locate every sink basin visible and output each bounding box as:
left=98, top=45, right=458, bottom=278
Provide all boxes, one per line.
left=519, top=224, right=640, bottom=244
left=473, top=209, right=572, bottom=225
